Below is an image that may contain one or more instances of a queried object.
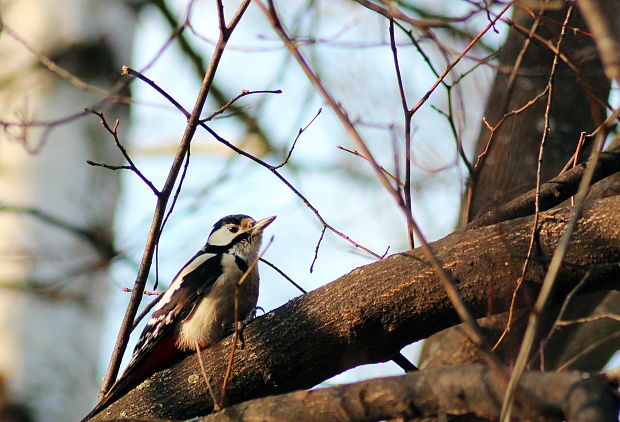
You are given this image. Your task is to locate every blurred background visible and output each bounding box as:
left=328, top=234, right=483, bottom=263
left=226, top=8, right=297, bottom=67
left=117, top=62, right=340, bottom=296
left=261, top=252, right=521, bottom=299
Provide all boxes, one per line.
left=0, top=0, right=617, bottom=420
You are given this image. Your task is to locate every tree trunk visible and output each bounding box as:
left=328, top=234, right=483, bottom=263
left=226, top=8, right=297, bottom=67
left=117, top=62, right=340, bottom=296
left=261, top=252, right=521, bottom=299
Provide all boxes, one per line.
left=0, top=1, right=135, bottom=420
left=421, top=3, right=618, bottom=372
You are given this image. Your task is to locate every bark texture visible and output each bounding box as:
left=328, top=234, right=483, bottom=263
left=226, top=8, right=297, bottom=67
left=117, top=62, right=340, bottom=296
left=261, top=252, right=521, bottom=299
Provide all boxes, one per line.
left=196, top=366, right=618, bottom=422
left=467, top=5, right=609, bottom=219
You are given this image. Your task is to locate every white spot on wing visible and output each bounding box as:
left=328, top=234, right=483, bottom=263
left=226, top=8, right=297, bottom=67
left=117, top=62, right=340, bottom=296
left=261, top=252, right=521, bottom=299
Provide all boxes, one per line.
left=152, top=252, right=216, bottom=312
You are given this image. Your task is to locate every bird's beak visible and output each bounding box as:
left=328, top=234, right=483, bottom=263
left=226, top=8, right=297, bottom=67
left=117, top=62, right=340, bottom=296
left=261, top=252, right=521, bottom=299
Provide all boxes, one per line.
left=252, top=216, right=276, bottom=234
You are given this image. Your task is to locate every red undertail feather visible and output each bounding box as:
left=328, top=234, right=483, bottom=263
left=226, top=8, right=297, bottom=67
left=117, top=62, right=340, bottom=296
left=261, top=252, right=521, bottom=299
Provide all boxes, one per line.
left=81, top=334, right=188, bottom=421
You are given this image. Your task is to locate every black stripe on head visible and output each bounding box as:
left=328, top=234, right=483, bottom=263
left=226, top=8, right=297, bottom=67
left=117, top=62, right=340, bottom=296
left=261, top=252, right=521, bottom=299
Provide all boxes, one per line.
left=204, top=231, right=251, bottom=254
left=211, top=214, right=251, bottom=233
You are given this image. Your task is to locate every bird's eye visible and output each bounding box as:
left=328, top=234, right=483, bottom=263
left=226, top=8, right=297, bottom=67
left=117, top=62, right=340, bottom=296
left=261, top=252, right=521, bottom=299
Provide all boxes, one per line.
left=228, top=226, right=239, bottom=233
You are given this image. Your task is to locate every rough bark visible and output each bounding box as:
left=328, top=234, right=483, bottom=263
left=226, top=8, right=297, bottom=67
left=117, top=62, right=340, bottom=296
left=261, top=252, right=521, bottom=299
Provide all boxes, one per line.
left=467, top=5, right=609, bottom=218
left=195, top=365, right=618, bottom=422
left=89, top=195, right=620, bottom=421
left=467, top=140, right=620, bottom=230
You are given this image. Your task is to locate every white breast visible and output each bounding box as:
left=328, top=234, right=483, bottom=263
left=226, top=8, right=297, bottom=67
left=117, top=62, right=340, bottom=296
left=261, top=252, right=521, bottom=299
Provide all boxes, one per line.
left=176, top=254, right=259, bottom=351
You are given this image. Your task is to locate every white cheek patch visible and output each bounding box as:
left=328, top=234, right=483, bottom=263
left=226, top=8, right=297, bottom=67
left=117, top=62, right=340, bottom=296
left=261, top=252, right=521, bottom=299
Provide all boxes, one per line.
left=207, top=225, right=238, bottom=246
left=152, top=252, right=216, bottom=312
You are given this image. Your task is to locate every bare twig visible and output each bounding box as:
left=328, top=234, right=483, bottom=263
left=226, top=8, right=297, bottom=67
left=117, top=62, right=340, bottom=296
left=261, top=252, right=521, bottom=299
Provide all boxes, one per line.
left=220, top=236, right=274, bottom=407
left=273, top=108, right=322, bottom=169
left=123, top=66, right=189, bottom=117
left=195, top=340, right=220, bottom=412
left=557, top=330, right=620, bottom=371
left=259, top=0, right=505, bottom=371
left=310, top=226, right=326, bottom=273
left=498, top=12, right=618, bottom=122
left=132, top=295, right=162, bottom=331
left=351, top=0, right=448, bottom=30
left=125, top=66, right=382, bottom=260
left=557, top=314, right=620, bottom=326
left=409, top=2, right=514, bottom=117
left=87, top=109, right=160, bottom=196
left=475, top=87, right=549, bottom=168
left=499, top=7, right=574, bottom=419
left=99, top=0, right=254, bottom=397
left=389, top=19, right=415, bottom=249
left=260, top=257, right=306, bottom=294
left=336, top=146, right=404, bottom=187
left=201, top=89, right=283, bottom=123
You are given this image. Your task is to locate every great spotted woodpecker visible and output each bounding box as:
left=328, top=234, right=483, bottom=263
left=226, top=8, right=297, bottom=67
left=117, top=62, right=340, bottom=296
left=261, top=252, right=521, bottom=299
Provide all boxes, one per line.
left=82, top=214, right=276, bottom=421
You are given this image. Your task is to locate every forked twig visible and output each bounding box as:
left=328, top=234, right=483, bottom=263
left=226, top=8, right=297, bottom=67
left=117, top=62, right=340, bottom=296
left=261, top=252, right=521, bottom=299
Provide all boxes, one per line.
left=274, top=108, right=322, bottom=169
left=86, top=110, right=160, bottom=196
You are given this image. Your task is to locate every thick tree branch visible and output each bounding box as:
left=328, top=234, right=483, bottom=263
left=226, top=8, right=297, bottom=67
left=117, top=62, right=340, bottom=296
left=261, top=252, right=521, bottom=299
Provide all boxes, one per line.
left=197, top=365, right=618, bottom=422
left=91, top=195, right=620, bottom=421
left=468, top=141, right=620, bottom=229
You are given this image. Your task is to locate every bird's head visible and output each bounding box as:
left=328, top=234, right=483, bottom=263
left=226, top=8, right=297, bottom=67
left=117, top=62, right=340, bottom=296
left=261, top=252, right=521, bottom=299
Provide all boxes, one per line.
left=207, top=214, right=276, bottom=259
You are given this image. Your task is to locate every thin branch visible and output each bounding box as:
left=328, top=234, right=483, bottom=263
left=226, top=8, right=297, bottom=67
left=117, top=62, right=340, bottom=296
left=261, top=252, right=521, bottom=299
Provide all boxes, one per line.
left=87, top=109, right=160, bottom=196
left=123, top=66, right=189, bottom=117
left=159, top=148, right=191, bottom=240
left=500, top=8, right=574, bottom=418
left=336, top=146, right=404, bottom=187
left=201, top=89, right=283, bottom=123
left=132, top=295, right=163, bottom=331
left=310, top=226, right=326, bottom=273
left=389, top=19, right=415, bottom=249
left=351, top=0, right=448, bottom=30
left=475, top=86, right=549, bottom=168
left=125, top=66, right=382, bottom=259
left=99, top=0, right=254, bottom=397
left=498, top=12, right=619, bottom=123
left=220, top=237, right=274, bottom=407
left=260, top=257, right=306, bottom=294
left=556, top=314, right=620, bottom=326
left=409, top=2, right=514, bottom=116
left=273, top=107, right=322, bottom=169
left=557, top=330, right=620, bottom=371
